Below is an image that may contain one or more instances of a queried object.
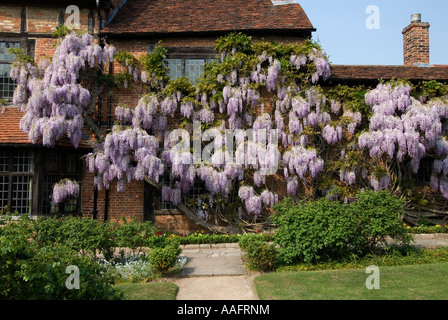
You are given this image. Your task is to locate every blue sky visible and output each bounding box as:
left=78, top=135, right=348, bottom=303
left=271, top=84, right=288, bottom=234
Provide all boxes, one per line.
left=298, top=0, right=448, bottom=65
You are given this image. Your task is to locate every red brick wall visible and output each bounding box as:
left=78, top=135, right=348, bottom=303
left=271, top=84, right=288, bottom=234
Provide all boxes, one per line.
left=81, top=167, right=145, bottom=222
left=154, top=213, right=202, bottom=235
left=0, top=5, right=96, bottom=64
left=34, top=38, right=58, bottom=64
left=0, top=5, right=95, bottom=34
left=0, top=6, right=21, bottom=33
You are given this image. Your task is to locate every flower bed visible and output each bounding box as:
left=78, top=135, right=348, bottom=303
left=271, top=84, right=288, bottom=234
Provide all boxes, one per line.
left=406, top=224, right=448, bottom=234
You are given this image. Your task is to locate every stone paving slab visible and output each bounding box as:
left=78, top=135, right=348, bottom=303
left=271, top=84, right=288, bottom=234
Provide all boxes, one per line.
left=173, top=275, right=258, bottom=300
left=179, top=244, right=247, bottom=277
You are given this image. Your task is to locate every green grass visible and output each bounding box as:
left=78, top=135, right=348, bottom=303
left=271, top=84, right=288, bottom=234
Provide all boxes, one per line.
left=114, top=282, right=178, bottom=300
left=255, top=262, right=448, bottom=300
left=276, top=246, right=448, bottom=272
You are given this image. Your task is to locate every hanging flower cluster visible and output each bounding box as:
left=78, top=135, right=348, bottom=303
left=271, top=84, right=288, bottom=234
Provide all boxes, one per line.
left=86, top=126, right=164, bottom=192
left=52, top=179, right=79, bottom=203
left=359, top=82, right=448, bottom=191
left=12, top=32, right=116, bottom=148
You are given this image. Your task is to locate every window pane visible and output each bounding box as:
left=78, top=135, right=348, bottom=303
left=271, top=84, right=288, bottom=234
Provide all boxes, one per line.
left=13, top=150, right=33, bottom=173
left=64, top=197, right=78, bottom=212
left=185, top=59, right=205, bottom=84
left=160, top=169, right=176, bottom=210
left=43, top=151, right=61, bottom=173
left=0, top=175, right=9, bottom=213
left=66, top=153, right=78, bottom=174
left=166, top=59, right=182, bottom=80
left=11, top=175, right=32, bottom=214
left=0, top=63, right=16, bottom=99
left=0, top=41, right=20, bottom=61
left=0, top=150, right=9, bottom=172
left=42, top=175, right=59, bottom=214
left=0, top=41, right=20, bottom=100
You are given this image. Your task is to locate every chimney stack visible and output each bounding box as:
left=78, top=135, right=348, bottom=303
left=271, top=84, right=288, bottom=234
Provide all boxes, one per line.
left=403, top=13, right=430, bottom=67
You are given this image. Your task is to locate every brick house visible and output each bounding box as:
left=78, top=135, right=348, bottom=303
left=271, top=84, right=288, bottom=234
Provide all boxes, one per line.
left=0, top=1, right=447, bottom=233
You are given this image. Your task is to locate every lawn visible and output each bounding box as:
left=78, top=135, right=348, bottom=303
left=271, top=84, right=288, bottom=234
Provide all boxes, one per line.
left=255, top=262, right=448, bottom=300
left=114, top=282, right=179, bottom=300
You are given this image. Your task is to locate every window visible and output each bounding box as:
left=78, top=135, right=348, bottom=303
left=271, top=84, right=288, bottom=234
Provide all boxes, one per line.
left=159, top=169, right=206, bottom=212
left=0, top=41, right=20, bottom=100
left=166, top=58, right=182, bottom=81
left=0, top=149, right=34, bottom=215
left=185, top=59, right=206, bottom=83
left=40, top=151, right=80, bottom=215
left=165, top=58, right=210, bottom=84
left=159, top=169, right=176, bottom=211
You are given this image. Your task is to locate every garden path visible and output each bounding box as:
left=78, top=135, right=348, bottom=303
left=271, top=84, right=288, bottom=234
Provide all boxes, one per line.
left=170, top=243, right=259, bottom=300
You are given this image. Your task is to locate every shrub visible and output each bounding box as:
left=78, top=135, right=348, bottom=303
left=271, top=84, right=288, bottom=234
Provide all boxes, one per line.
left=238, top=233, right=278, bottom=272
left=146, top=233, right=171, bottom=248
left=409, top=224, right=448, bottom=234
left=272, top=190, right=412, bottom=264
left=148, top=238, right=181, bottom=272
left=350, top=190, right=412, bottom=252
left=107, top=257, right=155, bottom=283
left=272, top=197, right=358, bottom=264
left=33, top=216, right=116, bottom=259
left=0, top=216, right=122, bottom=300
left=113, top=217, right=157, bottom=253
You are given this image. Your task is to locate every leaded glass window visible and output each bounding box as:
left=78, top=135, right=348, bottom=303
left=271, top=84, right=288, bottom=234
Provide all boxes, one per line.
left=0, top=41, right=20, bottom=100
left=0, top=149, right=33, bottom=215
left=185, top=59, right=205, bottom=84
left=41, top=151, right=80, bottom=215
left=165, top=58, right=214, bottom=84
left=166, top=58, right=182, bottom=80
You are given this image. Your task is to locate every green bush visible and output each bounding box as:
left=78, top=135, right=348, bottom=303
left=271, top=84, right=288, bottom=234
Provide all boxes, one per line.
left=146, top=234, right=171, bottom=248
left=238, top=234, right=277, bottom=272
left=148, top=237, right=181, bottom=272
left=350, top=190, right=412, bottom=252
left=0, top=216, right=122, bottom=300
left=272, top=197, right=357, bottom=264
left=33, top=216, right=116, bottom=259
left=272, top=190, right=412, bottom=264
left=113, top=217, right=157, bottom=252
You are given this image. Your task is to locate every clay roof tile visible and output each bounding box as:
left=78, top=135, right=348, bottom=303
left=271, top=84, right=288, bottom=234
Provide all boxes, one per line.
left=102, top=0, right=315, bottom=35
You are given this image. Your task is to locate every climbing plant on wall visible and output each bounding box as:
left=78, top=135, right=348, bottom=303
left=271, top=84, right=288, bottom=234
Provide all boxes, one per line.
left=10, top=30, right=448, bottom=232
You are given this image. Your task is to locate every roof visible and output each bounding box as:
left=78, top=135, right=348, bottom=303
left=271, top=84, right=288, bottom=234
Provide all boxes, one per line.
left=0, top=0, right=111, bottom=8
left=101, top=0, right=315, bottom=36
left=329, top=65, right=448, bottom=82
left=0, top=107, right=32, bottom=145
left=0, top=107, right=91, bottom=149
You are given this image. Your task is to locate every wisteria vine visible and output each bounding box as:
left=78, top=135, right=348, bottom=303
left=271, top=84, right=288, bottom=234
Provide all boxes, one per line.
left=10, top=31, right=448, bottom=230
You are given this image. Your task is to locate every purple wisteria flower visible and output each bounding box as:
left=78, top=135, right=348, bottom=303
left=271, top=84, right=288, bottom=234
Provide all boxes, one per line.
left=52, top=179, right=79, bottom=203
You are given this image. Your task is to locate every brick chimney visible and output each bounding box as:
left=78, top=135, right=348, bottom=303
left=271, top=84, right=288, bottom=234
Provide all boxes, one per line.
left=402, top=13, right=430, bottom=67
